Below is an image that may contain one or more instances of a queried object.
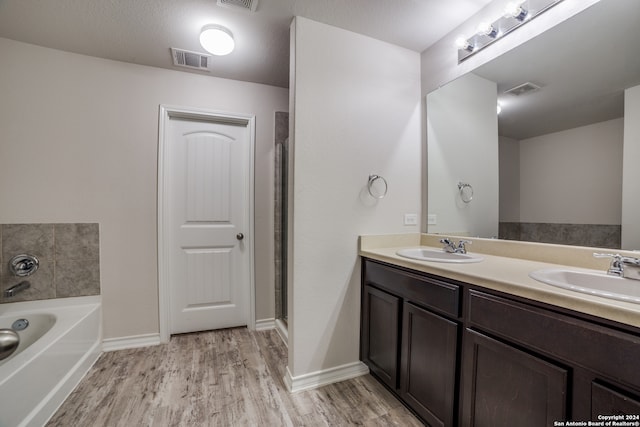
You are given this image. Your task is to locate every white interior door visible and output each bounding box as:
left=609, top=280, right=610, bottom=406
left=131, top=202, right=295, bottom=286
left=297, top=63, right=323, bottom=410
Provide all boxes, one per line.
left=162, top=110, right=252, bottom=335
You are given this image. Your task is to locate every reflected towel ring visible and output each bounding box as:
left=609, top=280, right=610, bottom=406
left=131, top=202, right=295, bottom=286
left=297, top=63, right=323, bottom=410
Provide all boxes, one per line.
left=458, top=182, right=474, bottom=203
left=368, top=174, right=388, bottom=199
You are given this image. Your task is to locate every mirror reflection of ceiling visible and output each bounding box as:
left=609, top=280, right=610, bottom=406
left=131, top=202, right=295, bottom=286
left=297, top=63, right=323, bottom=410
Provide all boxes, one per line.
left=473, top=0, right=640, bottom=140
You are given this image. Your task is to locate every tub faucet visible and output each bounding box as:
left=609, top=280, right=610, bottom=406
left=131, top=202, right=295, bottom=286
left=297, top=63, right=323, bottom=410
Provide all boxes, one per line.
left=4, top=281, right=30, bottom=297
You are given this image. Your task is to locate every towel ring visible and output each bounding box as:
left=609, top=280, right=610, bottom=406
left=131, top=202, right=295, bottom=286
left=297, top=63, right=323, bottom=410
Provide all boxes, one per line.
left=458, top=182, right=473, bottom=203
left=368, top=174, right=388, bottom=199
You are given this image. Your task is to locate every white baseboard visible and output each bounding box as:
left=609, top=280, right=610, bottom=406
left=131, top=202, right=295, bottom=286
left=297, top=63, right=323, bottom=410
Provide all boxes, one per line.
left=255, top=318, right=276, bottom=331
left=275, top=318, right=288, bottom=347
left=102, top=333, right=161, bottom=352
left=284, top=361, right=370, bottom=393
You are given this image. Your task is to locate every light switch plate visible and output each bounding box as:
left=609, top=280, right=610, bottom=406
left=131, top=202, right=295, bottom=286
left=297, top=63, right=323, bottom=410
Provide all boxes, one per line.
left=404, top=213, right=418, bottom=226
left=427, top=214, right=437, bottom=225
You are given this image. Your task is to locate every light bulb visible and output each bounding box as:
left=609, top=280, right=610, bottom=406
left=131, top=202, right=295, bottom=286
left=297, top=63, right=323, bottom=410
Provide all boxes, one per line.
left=497, top=102, right=502, bottom=115
left=504, top=2, right=528, bottom=21
left=477, top=22, right=498, bottom=38
left=200, top=25, right=235, bottom=56
left=455, top=36, right=473, bottom=52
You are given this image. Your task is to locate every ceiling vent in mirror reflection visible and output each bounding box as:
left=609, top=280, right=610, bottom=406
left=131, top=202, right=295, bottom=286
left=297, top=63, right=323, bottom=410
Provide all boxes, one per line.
left=217, top=0, right=258, bottom=12
left=504, top=82, right=542, bottom=96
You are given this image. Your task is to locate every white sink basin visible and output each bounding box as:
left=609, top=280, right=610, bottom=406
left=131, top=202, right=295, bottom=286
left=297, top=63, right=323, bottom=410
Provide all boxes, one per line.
left=396, top=248, right=483, bottom=264
left=529, top=268, right=640, bottom=304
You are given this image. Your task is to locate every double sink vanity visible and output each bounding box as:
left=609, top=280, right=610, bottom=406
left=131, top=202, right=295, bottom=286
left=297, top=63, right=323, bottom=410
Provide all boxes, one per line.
left=359, top=234, right=640, bottom=426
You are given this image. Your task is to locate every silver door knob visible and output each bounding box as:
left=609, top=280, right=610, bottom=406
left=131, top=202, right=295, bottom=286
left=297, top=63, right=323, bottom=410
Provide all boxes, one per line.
left=236, top=233, right=244, bottom=240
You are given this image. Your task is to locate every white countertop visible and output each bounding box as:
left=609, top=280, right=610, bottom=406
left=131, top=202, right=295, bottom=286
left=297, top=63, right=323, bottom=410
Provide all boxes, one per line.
left=359, top=235, right=640, bottom=329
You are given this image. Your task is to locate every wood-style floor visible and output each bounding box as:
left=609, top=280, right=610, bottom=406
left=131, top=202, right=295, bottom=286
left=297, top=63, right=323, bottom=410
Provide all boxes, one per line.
left=47, top=328, right=423, bottom=426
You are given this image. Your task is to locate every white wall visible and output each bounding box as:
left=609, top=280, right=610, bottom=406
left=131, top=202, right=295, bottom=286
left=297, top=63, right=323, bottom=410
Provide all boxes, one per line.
left=0, top=37, right=288, bottom=339
left=499, top=135, right=520, bottom=222
left=622, top=85, right=640, bottom=249
left=289, top=17, right=421, bottom=378
left=427, top=73, right=499, bottom=237
left=519, top=118, right=623, bottom=224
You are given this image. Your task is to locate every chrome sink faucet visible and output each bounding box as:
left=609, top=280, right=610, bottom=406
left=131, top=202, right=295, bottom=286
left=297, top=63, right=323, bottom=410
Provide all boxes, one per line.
left=594, top=253, right=640, bottom=281
left=440, top=238, right=472, bottom=254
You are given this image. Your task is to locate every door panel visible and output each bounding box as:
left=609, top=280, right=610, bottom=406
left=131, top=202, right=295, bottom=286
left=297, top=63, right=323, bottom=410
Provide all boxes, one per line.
left=186, top=133, right=232, bottom=222
left=166, top=117, right=250, bottom=334
left=185, top=248, right=232, bottom=306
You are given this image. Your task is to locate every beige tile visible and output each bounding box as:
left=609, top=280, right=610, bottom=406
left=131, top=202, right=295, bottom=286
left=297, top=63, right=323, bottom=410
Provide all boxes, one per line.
left=54, top=259, right=100, bottom=297
left=1, top=223, right=101, bottom=304
left=2, top=223, right=54, bottom=262
left=54, top=223, right=99, bottom=261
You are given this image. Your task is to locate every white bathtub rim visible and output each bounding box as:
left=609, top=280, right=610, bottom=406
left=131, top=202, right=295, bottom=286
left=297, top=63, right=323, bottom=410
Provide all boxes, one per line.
left=0, top=295, right=101, bottom=316
left=0, top=296, right=101, bottom=388
left=20, top=337, right=101, bottom=427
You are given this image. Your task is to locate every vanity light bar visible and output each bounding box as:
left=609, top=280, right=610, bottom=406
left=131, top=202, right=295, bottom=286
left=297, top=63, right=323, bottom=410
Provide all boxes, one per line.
left=457, top=0, right=565, bottom=63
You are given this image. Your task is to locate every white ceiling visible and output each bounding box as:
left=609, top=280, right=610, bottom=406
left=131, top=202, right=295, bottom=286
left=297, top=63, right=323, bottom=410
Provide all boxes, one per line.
left=0, top=0, right=493, bottom=88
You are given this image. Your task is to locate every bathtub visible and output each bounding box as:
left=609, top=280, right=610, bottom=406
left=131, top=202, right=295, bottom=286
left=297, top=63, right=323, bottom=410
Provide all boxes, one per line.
left=0, top=296, right=101, bottom=427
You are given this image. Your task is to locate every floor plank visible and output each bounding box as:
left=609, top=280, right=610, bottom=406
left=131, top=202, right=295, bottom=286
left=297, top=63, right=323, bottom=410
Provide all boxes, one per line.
left=47, top=328, right=423, bottom=426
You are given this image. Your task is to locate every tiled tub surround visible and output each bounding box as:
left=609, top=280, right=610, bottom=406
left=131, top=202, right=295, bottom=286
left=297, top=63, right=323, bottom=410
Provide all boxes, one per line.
left=499, top=222, right=621, bottom=248
left=0, top=223, right=100, bottom=304
left=359, top=233, right=640, bottom=328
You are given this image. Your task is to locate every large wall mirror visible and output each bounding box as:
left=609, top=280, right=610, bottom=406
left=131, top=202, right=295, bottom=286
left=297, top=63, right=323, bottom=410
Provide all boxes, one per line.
left=427, top=0, right=640, bottom=250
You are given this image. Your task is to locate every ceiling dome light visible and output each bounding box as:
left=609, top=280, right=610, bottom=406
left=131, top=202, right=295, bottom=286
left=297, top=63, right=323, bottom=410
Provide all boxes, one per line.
left=199, top=25, right=235, bottom=56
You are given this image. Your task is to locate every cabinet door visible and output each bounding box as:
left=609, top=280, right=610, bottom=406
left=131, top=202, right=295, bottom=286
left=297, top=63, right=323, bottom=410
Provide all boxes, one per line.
left=361, top=285, right=401, bottom=390
left=462, top=330, right=568, bottom=427
left=592, top=382, right=640, bottom=420
left=401, top=302, right=459, bottom=427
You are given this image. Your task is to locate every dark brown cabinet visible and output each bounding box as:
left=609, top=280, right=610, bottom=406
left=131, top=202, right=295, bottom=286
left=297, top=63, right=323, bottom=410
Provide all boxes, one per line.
left=361, top=258, right=640, bottom=426
left=401, top=302, right=459, bottom=427
left=361, top=260, right=461, bottom=426
left=461, top=329, right=568, bottom=427
left=361, top=284, right=401, bottom=390
left=591, top=382, right=640, bottom=420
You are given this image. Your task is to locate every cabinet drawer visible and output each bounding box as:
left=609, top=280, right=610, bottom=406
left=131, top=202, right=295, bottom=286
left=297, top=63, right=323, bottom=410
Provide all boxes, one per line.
left=468, top=290, right=640, bottom=389
left=364, top=260, right=460, bottom=318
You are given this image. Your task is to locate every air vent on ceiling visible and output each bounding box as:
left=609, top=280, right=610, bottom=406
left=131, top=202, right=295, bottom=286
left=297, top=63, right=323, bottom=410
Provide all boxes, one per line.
left=217, top=0, right=258, bottom=12
left=170, top=48, right=211, bottom=71
left=504, top=82, right=542, bottom=96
